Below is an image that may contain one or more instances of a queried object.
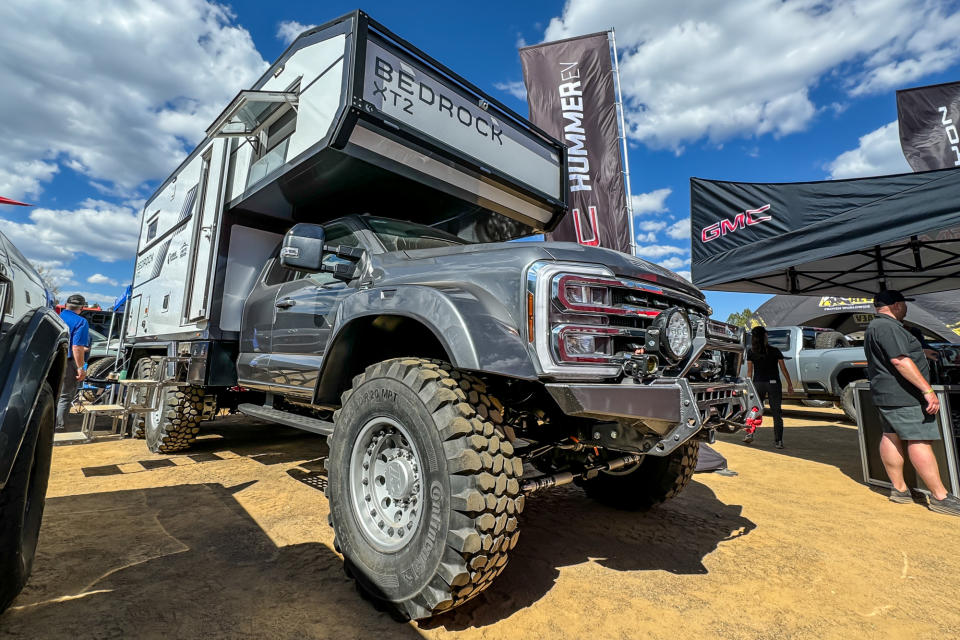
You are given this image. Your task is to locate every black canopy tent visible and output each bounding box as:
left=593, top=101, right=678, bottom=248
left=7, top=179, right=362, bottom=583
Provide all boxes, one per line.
left=753, top=294, right=960, bottom=343
left=690, top=167, right=960, bottom=296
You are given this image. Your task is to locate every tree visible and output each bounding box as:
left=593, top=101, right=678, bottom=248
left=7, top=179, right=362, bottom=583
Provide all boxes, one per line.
left=726, top=308, right=759, bottom=328
left=32, top=263, right=61, bottom=303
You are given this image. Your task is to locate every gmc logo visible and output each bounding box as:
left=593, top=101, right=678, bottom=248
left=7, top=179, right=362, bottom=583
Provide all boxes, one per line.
left=701, top=204, right=771, bottom=243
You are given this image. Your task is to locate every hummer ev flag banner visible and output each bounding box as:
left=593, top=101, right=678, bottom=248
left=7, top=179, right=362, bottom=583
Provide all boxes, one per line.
left=520, top=32, right=631, bottom=253
left=897, top=81, right=960, bottom=171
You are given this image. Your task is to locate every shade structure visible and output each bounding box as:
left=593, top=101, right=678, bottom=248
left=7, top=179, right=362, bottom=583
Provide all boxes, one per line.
left=690, top=167, right=960, bottom=296
left=0, top=196, right=31, bottom=206
left=753, top=294, right=960, bottom=343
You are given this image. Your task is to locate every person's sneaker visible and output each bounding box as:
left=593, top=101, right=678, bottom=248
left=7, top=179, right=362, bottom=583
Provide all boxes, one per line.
left=929, top=494, right=960, bottom=516
left=774, top=440, right=784, bottom=449
left=743, top=431, right=754, bottom=444
left=889, top=488, right=913, bottom=504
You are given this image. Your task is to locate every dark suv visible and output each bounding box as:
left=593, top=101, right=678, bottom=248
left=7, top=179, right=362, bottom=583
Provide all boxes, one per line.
left=0, top=230, right=68, bottom=613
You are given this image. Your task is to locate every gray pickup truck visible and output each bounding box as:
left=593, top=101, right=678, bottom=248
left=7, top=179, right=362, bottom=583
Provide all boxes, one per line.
left=762, top=325, right=867, bottom=421
left=119, top=11, right=763, bottom=621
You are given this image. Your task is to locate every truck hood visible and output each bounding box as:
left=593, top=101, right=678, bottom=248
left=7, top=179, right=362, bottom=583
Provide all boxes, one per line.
left=396, top=241, right=705, bottom=302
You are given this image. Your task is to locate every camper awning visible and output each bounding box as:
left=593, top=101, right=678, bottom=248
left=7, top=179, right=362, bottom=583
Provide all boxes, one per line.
left=690, top=167, right=960, bottom=296
left=206, top=90, right=299, bottom=138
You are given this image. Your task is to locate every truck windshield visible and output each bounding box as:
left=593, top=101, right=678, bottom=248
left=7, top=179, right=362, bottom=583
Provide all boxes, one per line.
left=366, top=217, right=472, bottom=251
left=766, top=329, right=791, bottom=351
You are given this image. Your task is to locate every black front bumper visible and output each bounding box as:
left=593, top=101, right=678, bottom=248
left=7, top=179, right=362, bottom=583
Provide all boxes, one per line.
left=546, top=378, right=761, bottom=456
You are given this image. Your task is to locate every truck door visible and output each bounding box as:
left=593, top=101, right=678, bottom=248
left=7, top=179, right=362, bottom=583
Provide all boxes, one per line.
left=268, top=221, right=362, bottom=395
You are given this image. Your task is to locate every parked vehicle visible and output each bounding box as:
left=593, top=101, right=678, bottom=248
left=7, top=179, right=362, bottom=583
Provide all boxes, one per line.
left=115, top=11, right=761, bottom=620
left=760, top=326, right=867, bottom=421
left=0, top=230, right=68, bottom=613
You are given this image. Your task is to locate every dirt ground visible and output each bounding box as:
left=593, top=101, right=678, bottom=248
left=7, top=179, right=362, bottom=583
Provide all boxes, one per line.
left=2, top=407, right=958, bottom=640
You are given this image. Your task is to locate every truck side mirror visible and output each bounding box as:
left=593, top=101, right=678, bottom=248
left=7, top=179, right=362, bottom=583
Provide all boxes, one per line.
left=280, top=223, right=325, bottom=273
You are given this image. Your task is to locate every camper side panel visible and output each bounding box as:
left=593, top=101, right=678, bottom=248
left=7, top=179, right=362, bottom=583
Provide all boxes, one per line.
left=228, top=34, right=348, bottom=202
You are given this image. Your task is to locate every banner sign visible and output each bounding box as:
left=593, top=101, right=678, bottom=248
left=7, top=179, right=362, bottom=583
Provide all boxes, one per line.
left=520, top=33, right=630, bottom=253
left=897, top=81, right=960, bottom=171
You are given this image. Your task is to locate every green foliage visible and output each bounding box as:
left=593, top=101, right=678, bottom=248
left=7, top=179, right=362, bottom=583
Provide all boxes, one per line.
left=726, top=308, right=760, bottom=328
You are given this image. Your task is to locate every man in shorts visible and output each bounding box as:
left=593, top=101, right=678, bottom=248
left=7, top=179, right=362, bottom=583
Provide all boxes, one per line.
left=864, top=289, right=960, bottom=516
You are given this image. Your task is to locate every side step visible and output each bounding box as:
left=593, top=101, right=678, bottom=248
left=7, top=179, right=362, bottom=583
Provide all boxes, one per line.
left=237, top=403, right=335, bottom=436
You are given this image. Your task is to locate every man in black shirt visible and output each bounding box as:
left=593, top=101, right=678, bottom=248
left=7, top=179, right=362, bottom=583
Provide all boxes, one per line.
left=864, top=290, right=960, bottom=516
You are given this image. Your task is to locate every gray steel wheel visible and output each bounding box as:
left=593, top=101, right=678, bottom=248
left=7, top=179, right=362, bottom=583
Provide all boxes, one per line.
left=349, top=416, right=425, bottom=552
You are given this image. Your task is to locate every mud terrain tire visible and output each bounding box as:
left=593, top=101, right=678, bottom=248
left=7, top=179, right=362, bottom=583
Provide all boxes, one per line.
left=0, top=383, right=55, bottom=613
left=814, top=331, right=846, bottom=349
left=583, top=440, right=700, bottom=510
left=144, top=377, right=206, bottom=454
left=80, top=357, right=117, bottom=403
left=326, top=358, right=523, bottom=620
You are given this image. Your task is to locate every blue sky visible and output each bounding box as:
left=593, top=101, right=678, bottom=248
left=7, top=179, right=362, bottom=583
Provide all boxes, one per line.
left=2, top=0, right=957, bottom=319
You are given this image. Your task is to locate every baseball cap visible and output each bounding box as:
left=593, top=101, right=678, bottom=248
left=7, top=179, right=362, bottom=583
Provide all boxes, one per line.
left=65, top=294, right=87, bottom=307
left=873, top=290, right=914, bottom=307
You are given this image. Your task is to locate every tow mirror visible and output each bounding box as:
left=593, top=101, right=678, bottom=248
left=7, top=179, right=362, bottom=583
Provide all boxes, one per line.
left=280, top=223, right=325, bottom=273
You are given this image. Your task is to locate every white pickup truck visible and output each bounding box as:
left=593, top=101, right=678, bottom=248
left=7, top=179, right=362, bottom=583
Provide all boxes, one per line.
left=759, top=326, right=868, bottom=421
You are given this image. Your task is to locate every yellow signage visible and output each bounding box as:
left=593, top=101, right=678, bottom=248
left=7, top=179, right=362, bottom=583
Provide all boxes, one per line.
left=853, top=313, right=874, bottom=325
left=818, top=297, right=873, bottom=308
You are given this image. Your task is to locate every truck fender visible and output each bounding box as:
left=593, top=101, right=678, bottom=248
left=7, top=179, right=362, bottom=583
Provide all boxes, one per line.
left=314, top=285, right=537, bottom=404
left=0, top=308, right=68, bottom=489
left=829, top=361, right=868, bottom=394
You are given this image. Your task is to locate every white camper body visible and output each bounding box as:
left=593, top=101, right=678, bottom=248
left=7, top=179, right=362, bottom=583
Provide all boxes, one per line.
left=126, top=11, right=565, bottom=371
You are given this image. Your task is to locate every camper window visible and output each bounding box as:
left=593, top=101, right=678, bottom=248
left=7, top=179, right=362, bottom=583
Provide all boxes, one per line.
left=146, top=214, right=159, bottom=242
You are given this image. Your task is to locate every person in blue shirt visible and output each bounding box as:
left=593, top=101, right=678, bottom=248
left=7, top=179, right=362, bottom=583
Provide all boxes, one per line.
left=57, top=294, right=90, bottom=431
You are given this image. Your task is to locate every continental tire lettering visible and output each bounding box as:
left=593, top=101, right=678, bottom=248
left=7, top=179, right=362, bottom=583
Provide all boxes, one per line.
left=401, top=481, right=444, bottom=582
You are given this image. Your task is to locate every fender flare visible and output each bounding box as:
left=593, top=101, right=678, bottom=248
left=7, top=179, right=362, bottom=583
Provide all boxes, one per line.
left=829, top=361, right=868, bottom=395
left=0, top=308, right=69, bottom=489
left=314, top=284, right=537, bottom=404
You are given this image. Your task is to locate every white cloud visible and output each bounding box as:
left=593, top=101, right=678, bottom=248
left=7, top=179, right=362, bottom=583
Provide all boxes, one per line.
left=0, top=0, right=268, bottom=200
left=276, top=20, right=315, bottom=45
left=826, top=120, right=912, bottom=179
left=634, top=244, right=686, bottom=258
left=631, top=188, right=671, bottom=214
left=494, top=81, right=527, bottom=100
left=639, top=220, right=666, bottom=232
left=543, top=1, right=960, bottom=150
left=675, top=270, right=692, bottom=282
left=666, top=218, right=689, bottom=240
left=1, top=199, right=141, bottom=263
left=657, top=256, right=691, bottom=270
left=636, top=231, right=658, bottom=243
left=88, top=273, right=119, bottom=286
left=29, top=259, right=75, bottom=288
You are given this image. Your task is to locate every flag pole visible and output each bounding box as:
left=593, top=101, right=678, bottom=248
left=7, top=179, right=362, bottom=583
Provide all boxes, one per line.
left=608, top=28, right=635, bottom=256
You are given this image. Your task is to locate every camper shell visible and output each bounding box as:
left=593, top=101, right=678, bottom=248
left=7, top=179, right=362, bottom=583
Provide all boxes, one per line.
left=117, top=10, right=761, bottom=622
left=128, top=10, right=565, bottom=353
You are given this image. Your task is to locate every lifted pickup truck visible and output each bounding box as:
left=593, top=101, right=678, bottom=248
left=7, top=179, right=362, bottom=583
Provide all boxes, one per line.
left=0, top=230, right=68, bottom=613
left=118, top=11, right=761, bottom=620
left=762, top=326, right=867, bottom=421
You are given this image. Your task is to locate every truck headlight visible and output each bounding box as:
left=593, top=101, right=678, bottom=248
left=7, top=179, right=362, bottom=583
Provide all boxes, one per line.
left=662, top=308, right=692, bottom=360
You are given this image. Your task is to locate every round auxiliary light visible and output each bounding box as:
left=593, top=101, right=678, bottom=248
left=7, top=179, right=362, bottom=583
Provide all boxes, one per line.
left=663, top=309, right=692, bottom=360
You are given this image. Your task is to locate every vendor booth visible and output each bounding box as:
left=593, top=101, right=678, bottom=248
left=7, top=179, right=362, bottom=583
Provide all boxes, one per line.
left=690, top=166, right=960, bottom=494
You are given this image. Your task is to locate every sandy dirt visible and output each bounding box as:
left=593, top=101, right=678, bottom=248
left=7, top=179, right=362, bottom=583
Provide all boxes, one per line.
left=2, top=408, right=958, bottom=639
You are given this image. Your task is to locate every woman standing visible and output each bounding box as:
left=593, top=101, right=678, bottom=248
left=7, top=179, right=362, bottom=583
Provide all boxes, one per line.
left=745, top=326, right=794, bottom=448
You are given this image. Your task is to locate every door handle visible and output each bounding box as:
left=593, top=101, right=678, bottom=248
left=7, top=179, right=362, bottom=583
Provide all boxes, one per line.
left=275, top=298, right=296, bottom=309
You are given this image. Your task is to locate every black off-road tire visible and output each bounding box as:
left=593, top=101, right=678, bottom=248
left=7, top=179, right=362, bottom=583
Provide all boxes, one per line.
left=80, top=358, right=116, bottom=403
left=144, top=382, right=206, bottom=454
left=325, top=358, right=523, bottom=621
left=0, top=383, right=55, bottom=613
left=840, top=380, right=866, bottom=423
left=582, top=440, right=700, bottom=511
left=814, top=330, right=846, bottom=349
